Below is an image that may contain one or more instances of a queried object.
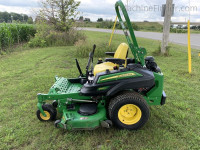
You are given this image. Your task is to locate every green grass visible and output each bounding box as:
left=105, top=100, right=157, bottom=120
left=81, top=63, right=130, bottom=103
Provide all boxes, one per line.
left=0, top=31, right=200, bottom=150
left=191, top=30, right=200, bottom=34
left=134, top=22, right=163, bottom=32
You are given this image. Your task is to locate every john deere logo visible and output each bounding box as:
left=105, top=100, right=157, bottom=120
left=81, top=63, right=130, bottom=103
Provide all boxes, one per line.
left=101, top=73, right=136, bottom=81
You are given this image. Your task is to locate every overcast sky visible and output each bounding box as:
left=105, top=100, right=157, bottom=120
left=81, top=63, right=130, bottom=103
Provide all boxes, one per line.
left=0, top=0, right=199, bottom=22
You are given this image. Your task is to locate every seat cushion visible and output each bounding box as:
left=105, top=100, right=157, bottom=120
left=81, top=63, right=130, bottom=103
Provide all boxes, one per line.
left=114, top=43, right=129, bottom=60
left=94, top=62, right=117, bottom=76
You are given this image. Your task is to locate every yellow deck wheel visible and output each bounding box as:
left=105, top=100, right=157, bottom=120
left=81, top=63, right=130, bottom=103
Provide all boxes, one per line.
left=118, top=104, right=142, bottom=125
left=40, top=111, right=51, bottom=121
left=37, top=104, right=57, bottom=122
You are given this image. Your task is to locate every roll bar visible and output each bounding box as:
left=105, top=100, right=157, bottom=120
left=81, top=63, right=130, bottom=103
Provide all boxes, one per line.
left=115, top=0, right=147, bottom=66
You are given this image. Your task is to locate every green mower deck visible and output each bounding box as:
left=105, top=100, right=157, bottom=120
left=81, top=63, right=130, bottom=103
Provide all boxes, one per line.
left=37, top=77, right=107, bottom=130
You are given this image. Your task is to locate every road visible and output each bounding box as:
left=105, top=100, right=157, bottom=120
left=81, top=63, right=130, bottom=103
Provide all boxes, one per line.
left=78, top=27, right=200, bottom=50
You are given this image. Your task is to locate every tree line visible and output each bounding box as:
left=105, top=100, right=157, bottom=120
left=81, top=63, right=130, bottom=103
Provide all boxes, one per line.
left=0, top=12, right=33, bottom=24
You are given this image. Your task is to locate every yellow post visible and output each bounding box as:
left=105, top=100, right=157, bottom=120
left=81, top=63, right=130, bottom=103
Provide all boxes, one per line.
left=187, top=20, right=192, bottom=73
left=109, top=16, right=118, bottom=47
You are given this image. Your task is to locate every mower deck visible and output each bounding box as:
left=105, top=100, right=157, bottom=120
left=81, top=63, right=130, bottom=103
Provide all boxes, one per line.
left=37, top=77, right=108, bottom=130
left=58, top=103, right=107, bottom=130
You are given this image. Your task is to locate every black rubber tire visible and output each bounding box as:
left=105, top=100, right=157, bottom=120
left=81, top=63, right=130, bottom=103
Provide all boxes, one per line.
left=52, top=100, right=58, bottom=108
left=108, top=91, right=150, bottom=130
left=36, top=104, right=57, bottom=121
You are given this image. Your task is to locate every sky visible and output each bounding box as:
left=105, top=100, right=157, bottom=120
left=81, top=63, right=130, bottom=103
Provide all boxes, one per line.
left=0, top=0, right=199, bottom=22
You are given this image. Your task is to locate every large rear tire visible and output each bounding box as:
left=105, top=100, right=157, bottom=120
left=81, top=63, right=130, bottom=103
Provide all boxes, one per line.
left=108, top=91, right=150, bottom=130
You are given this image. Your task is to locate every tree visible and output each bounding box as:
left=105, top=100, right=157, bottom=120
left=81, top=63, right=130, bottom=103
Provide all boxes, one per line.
left=39, top=0, right=80, bottom=31
left=79, top=16, right=83, bottom=21
left=27, top=17, right=34, bottom=24
left=190, top=25, right=197, bottom=30
left=0, top=12, right=11, bottom=23
left=84, top=18, right=90, bottom=22
left=97, top=18, right=103, bottom=22
left=0, top=11, right=31, bottom=23
left=23, top=14, right=29, bottom=22
left=11, top=12, right=22, bottom=22
left=0, top=12, right=5, bottom=22
left=70, top=18, right=75, bottom=22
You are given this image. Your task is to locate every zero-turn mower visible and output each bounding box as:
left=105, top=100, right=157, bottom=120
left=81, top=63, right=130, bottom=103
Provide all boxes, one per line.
left=36, top=0, right=166, bottom=130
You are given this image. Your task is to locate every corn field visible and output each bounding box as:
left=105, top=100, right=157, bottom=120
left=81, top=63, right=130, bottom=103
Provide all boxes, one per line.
left=0, top=23, right=36, bottom=51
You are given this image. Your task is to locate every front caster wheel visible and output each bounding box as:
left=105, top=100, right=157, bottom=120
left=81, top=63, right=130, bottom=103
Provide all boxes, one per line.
left=36, top=104, right=57, bottom=121
left=109, top=92, right=150, bottom=130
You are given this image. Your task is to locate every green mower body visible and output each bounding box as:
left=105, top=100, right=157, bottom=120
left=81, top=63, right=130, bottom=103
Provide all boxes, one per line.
left=36, top=0, right=166, bottom=130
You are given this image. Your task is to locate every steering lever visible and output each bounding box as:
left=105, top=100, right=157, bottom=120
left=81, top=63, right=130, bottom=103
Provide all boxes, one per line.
left=75, top=59, right=83, bottom=77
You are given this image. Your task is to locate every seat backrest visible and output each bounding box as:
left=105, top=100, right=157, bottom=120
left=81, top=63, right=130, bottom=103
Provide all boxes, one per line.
left=114, top=43, right=129, bottom=60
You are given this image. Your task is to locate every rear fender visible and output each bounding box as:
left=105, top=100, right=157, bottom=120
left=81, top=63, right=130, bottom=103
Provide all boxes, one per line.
left=143, top=72, right=165, bottom=105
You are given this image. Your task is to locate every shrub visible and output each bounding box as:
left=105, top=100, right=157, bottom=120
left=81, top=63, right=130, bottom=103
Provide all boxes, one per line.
left=28, top=22, right=86, bottom=48
left=170, top=28, right=187, bottom=33
left=97, top=20, right=113, bottom=29
left=99, top=21, right=139, bottom=31
left=75, top=41, right=118, bottom=58
left=96, top=24, right=100, bottom=28
left=132, top=23, right=139, bottom=31
left=28, top=36, right=47, bottom=48
left=46, top=29, right=86, bottom=46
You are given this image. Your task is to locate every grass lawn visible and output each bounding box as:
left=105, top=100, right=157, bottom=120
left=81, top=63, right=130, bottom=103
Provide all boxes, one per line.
left=0, top=31, right=200, bottom=150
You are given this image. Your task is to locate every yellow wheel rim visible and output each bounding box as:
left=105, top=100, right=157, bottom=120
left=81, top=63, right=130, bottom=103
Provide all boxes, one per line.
left=40, top=111, right=51, bottom=121
left=118, top=104, right=142, bottom=125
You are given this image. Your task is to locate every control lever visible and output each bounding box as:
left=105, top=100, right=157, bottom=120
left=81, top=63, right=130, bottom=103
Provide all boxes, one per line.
left=75, top=59, right=83, bottom=77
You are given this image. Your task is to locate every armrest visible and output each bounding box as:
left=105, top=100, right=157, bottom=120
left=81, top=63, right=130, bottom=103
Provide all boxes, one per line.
left=105, top=58, right=125, bottom=65
left=105, top=52, right=115, bottom=56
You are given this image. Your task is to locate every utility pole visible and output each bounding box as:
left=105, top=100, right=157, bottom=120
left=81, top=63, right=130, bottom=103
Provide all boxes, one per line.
left=161, top=0, right=173, bottom=54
